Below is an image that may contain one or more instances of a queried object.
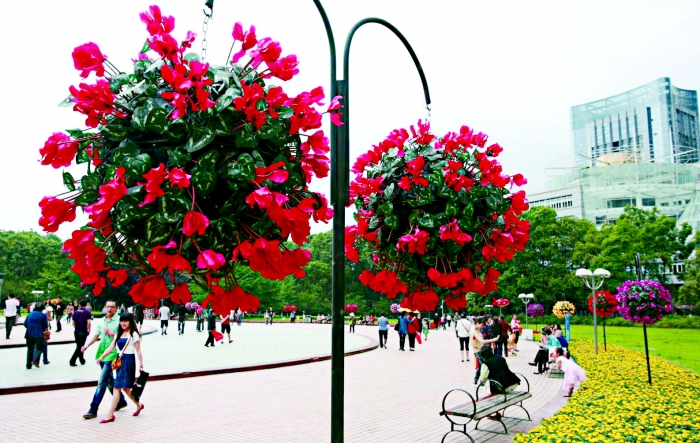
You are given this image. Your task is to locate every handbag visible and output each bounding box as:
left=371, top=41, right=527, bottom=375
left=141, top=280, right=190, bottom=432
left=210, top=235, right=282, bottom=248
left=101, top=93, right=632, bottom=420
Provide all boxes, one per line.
left=212, top=330, right=224, bottom=342
left=394, top=322, right=400, bottom=332
left=111, top=334, right=131, bottom=371
left=43, top=330, right=51, bottom=340
left=131, top=370, right=150, bottom=402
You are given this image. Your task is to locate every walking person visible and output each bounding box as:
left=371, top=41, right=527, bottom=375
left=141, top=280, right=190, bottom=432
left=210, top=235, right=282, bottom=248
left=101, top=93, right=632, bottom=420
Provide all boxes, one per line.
left=44, top=302, right=54, bottom=330
left=377, top=313, right=389, bottom=349
left=264, top=310, right=269, bottom=325
left=4, top=293, right=21, bottom=339
left=470, top=317, right=500, bottom=385
left=498, top=315, right=511, bottom=357
left=196, top=306, right=204, bottom=332
left=406, top=311, right=420, bottom=351
left=446, top=313, right=452, bottom=328
left=133, top=303, right=144, bottom=332
left=422, top=318, right=430, bottom=341
left=456, top=313, right=472, bottom=362
left=54, top=297, right=66, bottom=333
left=96, top=313, right=145, bottom=423
left=177, top=304, right=187, bottom=335
left=158, top=303, right=170, bottom=335
left=510, top=314, right=521, bottom=352
left=349, top=314, right=356, bottom=333
left=66, top=302, right=75, bottom=325
left=236, top=308, right=242, bottom=326
left=397, top=312, right=408, bottom=351
left=221, top=311, right=233, bottom=343
left=23, top=302, right=48, bottom=369
left=40, top=304, right=52, bottom=364
left=269, top=307, right=274, bottom=325
left=433, top=311, right=441, bottom=330
left=70, top=299, right=92, bottom=366
left=205, top=309, right=217, bottom=347
left=80, top=300, right=127, bottom=419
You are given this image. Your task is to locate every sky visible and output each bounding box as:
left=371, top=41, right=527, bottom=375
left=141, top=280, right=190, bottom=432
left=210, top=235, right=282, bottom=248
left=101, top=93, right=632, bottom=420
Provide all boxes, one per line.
left=2, top=0, right=700, bottom=239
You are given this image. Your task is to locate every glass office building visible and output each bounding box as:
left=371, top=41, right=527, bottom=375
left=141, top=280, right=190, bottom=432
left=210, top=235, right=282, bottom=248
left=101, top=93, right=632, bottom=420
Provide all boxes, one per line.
left=571, top=78, right=700, bottom=168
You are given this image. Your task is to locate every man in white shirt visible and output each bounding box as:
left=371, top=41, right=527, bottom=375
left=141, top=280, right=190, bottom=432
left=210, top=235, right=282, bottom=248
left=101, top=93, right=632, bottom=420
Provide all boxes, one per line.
left=158, top=303, right=171, bottom=335
left=456, top=313, right=472, bottom=362
left=4, top=293, right=21, bottom=339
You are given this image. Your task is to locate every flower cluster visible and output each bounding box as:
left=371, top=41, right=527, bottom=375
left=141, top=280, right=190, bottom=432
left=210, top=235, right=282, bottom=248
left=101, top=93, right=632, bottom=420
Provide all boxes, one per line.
left=283, top=304, right=298, bottom=313
left=552, top=301, right=575, bottom=319
left=38, top=6, right=342, bottom=312
left=344, top=304, right=359, bottom=313
left=526, top=302, right=545, bottom=317
left=616, top=280, right=672, bottom=325
left=588, top=290, right=619, bottom=318
left=513, top=341, right=700, bottom=443
left=347, top=122, right=529, bottom=312
left=184, top=301, right=200, bottom=311
left=389, top=303, right=400, bottom=313
left=492, top=297, right=510, bottom=308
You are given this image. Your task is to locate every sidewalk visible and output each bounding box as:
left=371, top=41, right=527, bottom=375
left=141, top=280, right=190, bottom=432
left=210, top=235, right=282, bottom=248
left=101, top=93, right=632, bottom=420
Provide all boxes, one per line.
left=0, top=323, right=568, bottom=442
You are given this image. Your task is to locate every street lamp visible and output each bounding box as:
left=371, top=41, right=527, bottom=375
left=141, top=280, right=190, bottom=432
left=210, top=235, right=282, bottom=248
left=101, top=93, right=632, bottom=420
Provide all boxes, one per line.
left=576, top=268, right=610, bottom=355
left=518, top=293, right=534, bottom=329
left=31, top=290, right=44, bottom=305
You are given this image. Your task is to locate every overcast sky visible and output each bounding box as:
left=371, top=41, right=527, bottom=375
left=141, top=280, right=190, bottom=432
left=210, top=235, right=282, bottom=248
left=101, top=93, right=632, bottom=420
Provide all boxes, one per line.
left=2, top=0, right=700, bottom=239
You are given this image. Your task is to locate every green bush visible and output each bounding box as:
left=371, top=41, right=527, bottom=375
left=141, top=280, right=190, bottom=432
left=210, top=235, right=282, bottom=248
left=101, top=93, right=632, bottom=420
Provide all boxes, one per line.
left=523, top=314, right=699, bottom=329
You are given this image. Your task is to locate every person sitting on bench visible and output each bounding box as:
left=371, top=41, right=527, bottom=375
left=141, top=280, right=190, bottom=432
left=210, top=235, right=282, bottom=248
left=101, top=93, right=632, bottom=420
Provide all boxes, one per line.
left=477, top=347, right=521, bottom=420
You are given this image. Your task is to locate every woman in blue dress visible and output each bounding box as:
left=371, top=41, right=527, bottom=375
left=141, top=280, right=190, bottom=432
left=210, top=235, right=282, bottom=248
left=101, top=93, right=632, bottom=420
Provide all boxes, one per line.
left=96, top=313, right=145, bottom=423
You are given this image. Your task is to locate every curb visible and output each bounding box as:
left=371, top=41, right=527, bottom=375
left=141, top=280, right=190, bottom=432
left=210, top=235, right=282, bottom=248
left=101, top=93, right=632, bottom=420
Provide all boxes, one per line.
left=0, top=335, right=379, bottom=395
left=0, top=326, right=158, bottom=350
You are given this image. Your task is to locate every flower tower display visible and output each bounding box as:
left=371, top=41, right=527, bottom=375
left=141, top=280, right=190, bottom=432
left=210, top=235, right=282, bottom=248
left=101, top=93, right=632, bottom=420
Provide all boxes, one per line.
left=37, top=6, right=342, bottom=314
left=552, top=301, right=575, bottom=319
left=587, top=291, right=618, bottom=318
left=526, top=302, right=545, bottom=330
left=345, top=122, right=530, bottom=313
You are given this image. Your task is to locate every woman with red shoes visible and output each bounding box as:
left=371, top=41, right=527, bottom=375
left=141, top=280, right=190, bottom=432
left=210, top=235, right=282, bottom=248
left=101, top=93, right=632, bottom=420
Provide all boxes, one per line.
left=96, top=313, right=145, bottom=423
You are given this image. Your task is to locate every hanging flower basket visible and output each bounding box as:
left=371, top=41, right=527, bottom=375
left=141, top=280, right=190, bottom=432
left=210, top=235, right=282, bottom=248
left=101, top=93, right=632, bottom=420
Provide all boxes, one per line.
left=344, top=304, right=359, bottom=313
left=346, top=122, right=530, bottom=312
left=283, top=304, right=298, bottom=313
left=588, top=290, right=618, bottom=318
left=616, top=280, right=672, bottom=325
left=38, top=6, right=342, bottom=314
left=389, top=303, right=400, bottom=313
left=492, top=297, right=510, bottom=308
left=552, top=301, right=575, bottom=319
left=526, top=302, right=545, bottom=317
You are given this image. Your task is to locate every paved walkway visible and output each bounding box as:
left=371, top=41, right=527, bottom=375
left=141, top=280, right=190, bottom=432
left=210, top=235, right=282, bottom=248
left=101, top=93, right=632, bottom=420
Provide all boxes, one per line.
left=0, top=324, right=568, bottom=442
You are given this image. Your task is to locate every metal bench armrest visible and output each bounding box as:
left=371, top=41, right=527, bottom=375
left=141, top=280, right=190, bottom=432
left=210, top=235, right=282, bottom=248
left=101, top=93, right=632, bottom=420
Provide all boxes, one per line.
left=514, top=373, right=530, bottom=393
left=442, top=389, right=476, bottom=419
left=476, top=379, right=505, bottom=402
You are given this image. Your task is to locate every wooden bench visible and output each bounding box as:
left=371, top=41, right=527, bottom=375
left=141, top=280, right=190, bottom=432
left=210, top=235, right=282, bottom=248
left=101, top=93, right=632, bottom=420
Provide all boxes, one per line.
left=439, top=373, right=532, bottom=443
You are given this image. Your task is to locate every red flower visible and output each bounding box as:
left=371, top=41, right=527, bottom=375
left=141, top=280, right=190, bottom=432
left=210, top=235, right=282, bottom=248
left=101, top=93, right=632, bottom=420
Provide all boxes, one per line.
left=268, top=55, right=299, bottom=81
left=250, top=37, right=282, bottom=66
left=358, top=270, right=408, bottom=299
left=69, top=79, right=127, bottom=128
left=39, top=133, right=79, bottom=169
left=182, top=211, right=209, bottom=237
left=397, top=229, right=429, bottom=255
left=512, top=173, right=527, bottom=187
left=146, top=241, right=192, bottom=279
left=234, top=238, right=311, bottom=280
left=129, top=274, right=169, bottom=308
left=138, top=163, right=168, bottom=207
left=170, top=283, right=192, bottom=305
left=83, top=167, right=128, bottom=234
left=254, top=161, right=289, bottom=185
left=349, top=176, right=383, bottom=200
left=439, top=219, right=472, bottom=245
left=62, top=230, right=96, bottom=259
left=508, top=190, right=529, bottom=214
left=300, top=130, right=330, bottom=182
left=107, top=269, right=129, bottom=287
left=168, top=167, right=191, bottom=188
left=410, top=287, right=440, bottom=311
left=311, top=194, right=333, bottom=224
left=197, top=249, right=227, bottom=271
left=149, top=33, right=180, bottom=63
left=72, top=42, right=106, bottom=78
left=344, top=226, right=360, bottom=263
left=231, top=23, right=257, bottom=63
left=140, top=5, right=175, bottom=36
left=444, top=294, right=467, bottom=311
left=38, top=197, right=77, bottom=232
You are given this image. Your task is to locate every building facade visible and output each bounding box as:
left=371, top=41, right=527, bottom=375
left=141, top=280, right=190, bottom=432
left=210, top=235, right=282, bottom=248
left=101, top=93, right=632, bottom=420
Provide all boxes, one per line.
left=571, top=78, right=700, bottom=168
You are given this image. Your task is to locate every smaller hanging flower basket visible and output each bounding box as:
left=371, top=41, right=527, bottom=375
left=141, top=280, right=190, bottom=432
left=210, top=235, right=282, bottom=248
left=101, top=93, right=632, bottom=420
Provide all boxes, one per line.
left=344, top=304, right=358, bottom=313
left=552, top=301, right=575, bottom=319
left=492, top=297, right=510, bottom=308
left=526, top=302, right=545, bottom=317
left=390, top=303, right=400, bottom=313
left=588, top=291, right=618, bottom=318
left=616, top=280, right=672, bottom=325
left=283, top=304, right=298, bottom=313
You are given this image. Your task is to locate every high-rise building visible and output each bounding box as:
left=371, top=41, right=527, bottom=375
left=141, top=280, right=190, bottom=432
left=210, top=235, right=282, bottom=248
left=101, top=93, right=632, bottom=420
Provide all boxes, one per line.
left=571, top=78, right=700, bottom=168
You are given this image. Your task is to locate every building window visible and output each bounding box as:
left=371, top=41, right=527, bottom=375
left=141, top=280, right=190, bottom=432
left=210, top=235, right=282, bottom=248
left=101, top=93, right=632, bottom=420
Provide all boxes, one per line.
left=673, top=264, right=684, bottom=274
left=642, top=198, right=656, bottom=206
left=661, top=202, right=669, bottom=207
left=595, top=216, right=607, bottom=225
left=686, top=199, right=692, bottom=204
left=607, top=198, right=635, bottom=208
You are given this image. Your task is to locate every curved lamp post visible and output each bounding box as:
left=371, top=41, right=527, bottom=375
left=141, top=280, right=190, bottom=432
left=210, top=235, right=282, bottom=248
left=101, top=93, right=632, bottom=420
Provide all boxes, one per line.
left=576, top=268, right=610, bottom=355
left=518, top=293, right=534, bottom=329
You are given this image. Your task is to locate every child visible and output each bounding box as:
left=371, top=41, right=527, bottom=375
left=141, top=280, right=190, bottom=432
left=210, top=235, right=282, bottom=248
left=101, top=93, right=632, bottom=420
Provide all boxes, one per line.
left=555, top=347, right=586, bottom=397
left=507, top=333, right=518, bottom=356
left=422, top=318, right=429, bottom=341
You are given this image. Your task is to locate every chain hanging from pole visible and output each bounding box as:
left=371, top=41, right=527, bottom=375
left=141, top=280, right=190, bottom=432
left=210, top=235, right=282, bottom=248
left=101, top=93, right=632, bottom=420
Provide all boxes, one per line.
left=201, top=0, right=214, bottom=61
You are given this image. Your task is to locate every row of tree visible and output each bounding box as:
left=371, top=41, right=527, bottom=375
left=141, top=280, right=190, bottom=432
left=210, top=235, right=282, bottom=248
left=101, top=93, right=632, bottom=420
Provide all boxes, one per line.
left=2, top=205, right=699, bottom=314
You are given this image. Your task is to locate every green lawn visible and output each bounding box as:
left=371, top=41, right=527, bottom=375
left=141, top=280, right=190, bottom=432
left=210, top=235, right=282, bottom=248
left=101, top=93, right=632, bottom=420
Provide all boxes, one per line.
left=567, top=324, right=700, bottom=373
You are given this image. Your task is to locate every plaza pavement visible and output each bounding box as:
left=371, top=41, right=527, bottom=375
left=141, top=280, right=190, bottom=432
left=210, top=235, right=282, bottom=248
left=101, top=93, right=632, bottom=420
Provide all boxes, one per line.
left=0, top=322, right=568, bottom=443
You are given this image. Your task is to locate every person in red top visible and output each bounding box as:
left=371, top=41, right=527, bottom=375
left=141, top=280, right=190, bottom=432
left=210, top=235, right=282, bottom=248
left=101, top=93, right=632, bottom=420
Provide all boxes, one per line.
left=406, top=312, right=420, bottom=351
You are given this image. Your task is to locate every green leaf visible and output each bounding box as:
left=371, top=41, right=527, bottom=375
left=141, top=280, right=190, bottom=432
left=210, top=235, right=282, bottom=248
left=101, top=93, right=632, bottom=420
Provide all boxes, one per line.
left=145, top=219, right=171, bottom=246
left=234, top=125, right=257, bottom=148
left=226, top=153, right=256, bottom=182
left=418, top=214, right=435, bottom=228
left=58, top=95, right=74, bottom=107
left=74, top=190, right=99, bottom=206
left=197, top=150, right=219, bottom=170
left=167, top=149, right=192, bottom=167
left=214, top=87, right=241, bottom=113
left=155, top=196, right=188, bottom=224
left=446, top=202, right=458, bottom=218
left=65, top=128, right=86, bottom=138
left=122, top=153, right=152, bottom=180
left=145, top=107, right=169, bottom=134
left=81, top=174, right=102, bottom=192
left=131, top=106, right=150, bottom=132
left=384, top=183, right=395, bottom=199
left=461, top=203, right=474, bottom=220
left=184, top=127, right=216, bottom=153
left=184, top=53, right=200, bottom=62
left=165, top=119, right=188, bottom=143
left=101, top=120, right=131, bottom=141
left=110, top=140, right=141, bottom=163
left=191, top=166, right=218, bottom=197
left=62, top=171, right=76, bottom=192
left=385, top=214, right=399, bottom=230
left=145, top=59, right=164, bottom=73
left=76, top=149, right=90, bottom=164
left=258, top=119, right=283, bottom=140
left=378, top=202, right=393, bottom=216
left=121, top=79, right=149, bottom=96
left=276, top=106, right=294, bottom=119
left=109, top=73, right=130, bottom=93
left=140, top=40, right=151, bottom=54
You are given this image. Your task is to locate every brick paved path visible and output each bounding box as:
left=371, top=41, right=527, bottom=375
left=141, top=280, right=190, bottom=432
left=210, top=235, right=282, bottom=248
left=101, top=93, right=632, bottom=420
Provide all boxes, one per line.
left=0, top=323, right=568, bottom=443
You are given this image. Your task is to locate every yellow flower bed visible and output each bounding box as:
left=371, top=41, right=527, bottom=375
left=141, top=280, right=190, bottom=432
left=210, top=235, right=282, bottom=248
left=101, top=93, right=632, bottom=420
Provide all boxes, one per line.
left=513, top=341, right=700, bottom=443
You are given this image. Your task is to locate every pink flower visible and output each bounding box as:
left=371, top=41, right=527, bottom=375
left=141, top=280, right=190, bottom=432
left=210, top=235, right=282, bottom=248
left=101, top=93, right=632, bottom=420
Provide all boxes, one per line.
left=168, top=167, right=191, bottom=188
left=72, top=42, right=106, bottom=78
left=138, top=163, right=168, bottom=207
left=396, top=229, right=430, bottom=255
left=231, top=23, right=257, bottom=63
left=39, top=133, right=79, bottom=168
left=182, top=211, right=209, bottom=237
left=197, top=249, right=227, bottom=271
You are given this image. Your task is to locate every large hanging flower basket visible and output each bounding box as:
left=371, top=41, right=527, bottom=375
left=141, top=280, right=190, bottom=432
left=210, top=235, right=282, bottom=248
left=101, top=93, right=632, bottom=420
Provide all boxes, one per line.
left=346, top=122, right=530, bottom=313
left=588, top=290, right=618, bottom=318
left=38, top=6, right=342, bottom=314
left=616, top=280, right=672, bottom=325
left=552, top=301, right=575, bottom=319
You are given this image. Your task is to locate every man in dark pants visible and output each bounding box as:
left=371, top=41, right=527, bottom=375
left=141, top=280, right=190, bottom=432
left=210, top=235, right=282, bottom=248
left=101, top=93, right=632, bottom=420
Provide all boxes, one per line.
left=177, top=305, right=187, bottom=335
left=4, top=293, right=21, bottom=339
left=54, top=297, right=66, bottom=333
left=70, top=299, right=91, bottom=366
left=205, top=309, right=217, bottom=347
left=433, top=312, right=441, bottom=330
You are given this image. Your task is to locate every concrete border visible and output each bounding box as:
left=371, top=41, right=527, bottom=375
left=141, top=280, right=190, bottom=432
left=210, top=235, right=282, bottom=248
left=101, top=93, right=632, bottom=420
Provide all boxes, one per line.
left=0, top=326, right=158, bottom=349
left=0, top=335, right=379, bottom=395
